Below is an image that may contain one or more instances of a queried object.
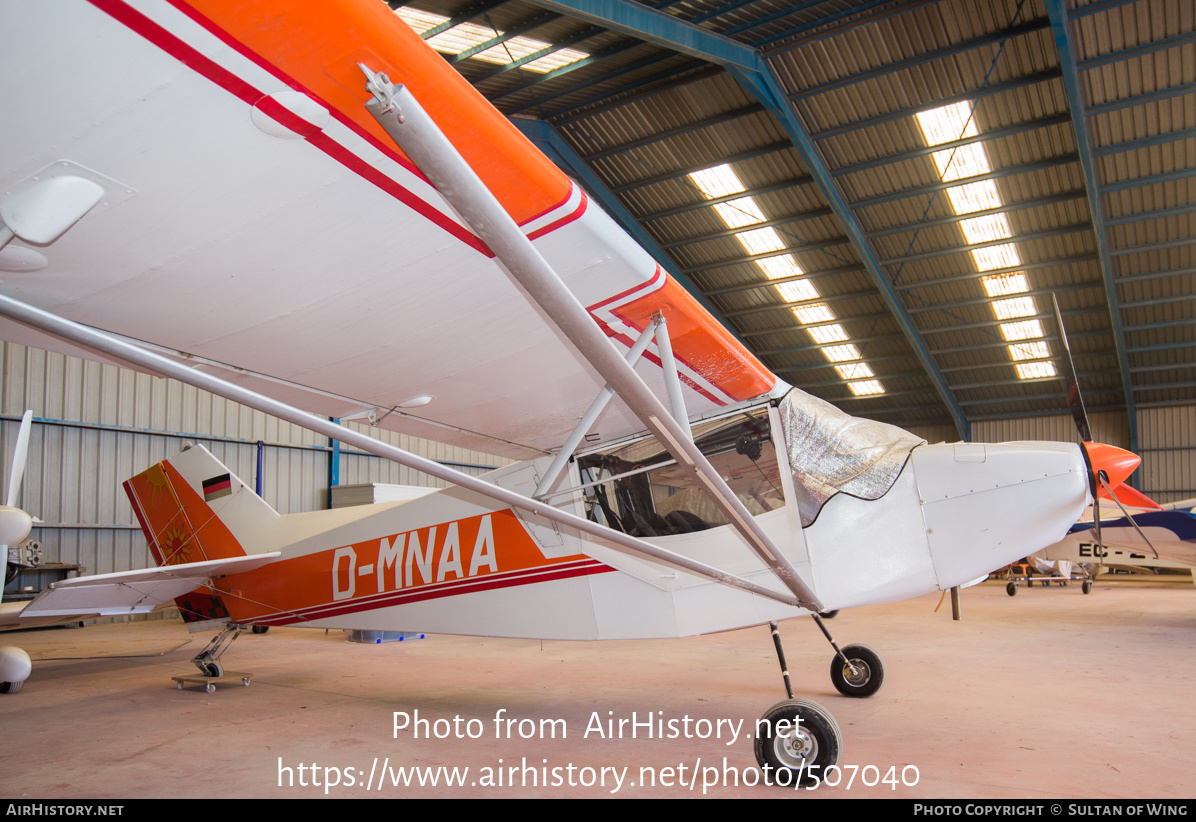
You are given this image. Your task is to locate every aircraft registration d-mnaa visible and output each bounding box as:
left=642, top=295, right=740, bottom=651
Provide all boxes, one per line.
left=0, top=0, right=1144, bottom=784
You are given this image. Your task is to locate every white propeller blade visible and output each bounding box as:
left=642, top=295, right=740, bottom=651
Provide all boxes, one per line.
left=6, top=410, right=32, bottom=508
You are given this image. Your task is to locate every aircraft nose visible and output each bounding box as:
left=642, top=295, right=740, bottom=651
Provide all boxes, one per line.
left=1082, top=441, right=1140, bottom=489
left=910, top=441, right=1090, bottom=589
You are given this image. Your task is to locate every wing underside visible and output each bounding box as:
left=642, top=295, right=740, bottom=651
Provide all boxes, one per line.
left=0, top=0, right=779, bottom=459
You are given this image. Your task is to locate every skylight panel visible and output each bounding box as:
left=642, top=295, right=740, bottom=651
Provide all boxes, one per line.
left=395, top=8, right=443, bottom=34
left=946, top=181, right=1004, bottom=215
left=757, top=255, right=803, bottom=280
left=932, top=143, right=992, bottom=182
left=737, top=227, right=787, bottom=256
left=1000, top=320, right=1045, bottom=341
left=689, top=165, right=746, bottom=199
left=982, top=273, right=1030, bottom=297
left=847, top=379, right=885, bottom=396
left=1015, top=361, right=1057, bottom=379
left=1008, top=341, right=1050, bottom=360
left=792, top=303, right=836, bottom=325
left=835, top=362, right=874, bottom=380
left=821, top=344, right=861, bottom=362
left=960, top=213, right=1013, bottom=245
left=916, top=102, right=978, bottom=146
left=774, top=279, right=819, bottom=303
left=972, top=243, right=1022, bottom=271
left=807, top=324, right=849, bottom=344
left=714, top=198, right=767, bottom=228
left=426, top=21, right=498, bottom=54
left=395, top=9, right=588, bottom=72
left=524, top=47, right=590, bottom=73
left=992, top=296, right=1037, bottom=320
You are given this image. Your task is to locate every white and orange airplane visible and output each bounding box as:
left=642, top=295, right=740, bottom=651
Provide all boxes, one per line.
left=0, top=0, right=1138, bottom=783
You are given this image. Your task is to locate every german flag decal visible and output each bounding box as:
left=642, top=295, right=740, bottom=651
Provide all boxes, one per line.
left=202, top=473, right=233, bottom=501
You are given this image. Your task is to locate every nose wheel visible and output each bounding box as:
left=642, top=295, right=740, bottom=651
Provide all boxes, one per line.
left=829, top=644, right=885, bottom=698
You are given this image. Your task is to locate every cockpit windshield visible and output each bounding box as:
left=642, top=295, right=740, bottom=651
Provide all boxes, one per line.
left=777, top=388, right=924, bottom=526
left=577, top=407, right=783, bottom=537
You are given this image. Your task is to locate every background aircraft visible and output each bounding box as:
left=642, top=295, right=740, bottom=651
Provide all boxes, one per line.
left=0, top=0, right=1143, bottom=784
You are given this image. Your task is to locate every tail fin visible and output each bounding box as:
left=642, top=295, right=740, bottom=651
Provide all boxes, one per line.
left=123, top=444, right=279, bottom=626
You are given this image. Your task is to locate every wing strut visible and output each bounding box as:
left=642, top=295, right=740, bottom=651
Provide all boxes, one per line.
left=359, top=69, right=823, bottom=613
left=0, top=292, right=808, bottom=611
left=533, top=319, right=656, bottom=499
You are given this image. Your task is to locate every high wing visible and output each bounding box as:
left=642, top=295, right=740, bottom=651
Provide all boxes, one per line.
left=0, top=0, right=779, bottom=459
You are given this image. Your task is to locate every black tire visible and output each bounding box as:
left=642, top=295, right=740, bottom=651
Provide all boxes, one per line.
left=0, top=681, right=22, bottom=694
left=1082, top=580, right=1093, bottom=595
left=829, top=644, right=885, bottom=698
left=819, top=610, right=839, bottom=619
left=1006, top=582, right=1017, bottom=596
left=251, top=625, right=269, bottom=635
left=754, top=699, right=841, bottom=788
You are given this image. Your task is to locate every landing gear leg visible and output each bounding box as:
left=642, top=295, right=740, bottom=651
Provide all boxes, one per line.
left=191, top=624, right=243, bottom=678
left=812, top=613, right=885, bottom=698
left=757, top=621, right=840, bottom=787
left=767, top=621, right=794, bottom=700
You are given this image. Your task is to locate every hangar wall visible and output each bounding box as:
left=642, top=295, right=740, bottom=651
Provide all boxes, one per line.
left=2, top=341, right=1194, bottom=579
left=0, top=342, right=510, bottom=577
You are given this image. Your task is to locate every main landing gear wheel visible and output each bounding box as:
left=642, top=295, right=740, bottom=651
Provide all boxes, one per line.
left=829, top=644, right=885, bottom=698
left=1082, top=580, right=1093, bottom=595
left=1006, top=581, right=1018, bottom=596
left=754, top=699, right=841, bottom=788
left=0, top=681, right=22, bottom=694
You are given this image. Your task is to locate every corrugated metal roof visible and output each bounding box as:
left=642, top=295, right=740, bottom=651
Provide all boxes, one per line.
left=402, top=0, right=1195, bottom=434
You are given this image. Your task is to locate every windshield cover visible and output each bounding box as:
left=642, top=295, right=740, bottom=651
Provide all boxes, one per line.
left=778, top=388, right=925, bottom=526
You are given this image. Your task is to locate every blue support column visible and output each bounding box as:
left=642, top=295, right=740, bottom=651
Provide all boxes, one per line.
left=1045, top=0, right=1138, bottom=459
left=327, top=417, right=340, bottom=510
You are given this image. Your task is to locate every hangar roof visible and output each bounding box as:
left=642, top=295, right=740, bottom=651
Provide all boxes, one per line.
left=390, top=0, right=1195, bottom=443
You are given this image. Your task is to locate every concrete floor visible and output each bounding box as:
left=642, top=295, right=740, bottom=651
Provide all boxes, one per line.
left=0, top=577, right=1192, bottom=799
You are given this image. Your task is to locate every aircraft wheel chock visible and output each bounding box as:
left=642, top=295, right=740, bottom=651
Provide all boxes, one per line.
left=755, top=699, right=840, bottom=788
left=829, top=644, right=884, bottom=698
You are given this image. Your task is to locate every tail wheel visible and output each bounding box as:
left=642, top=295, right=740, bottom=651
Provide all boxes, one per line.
left=203, top=661, right=224, bottom=678
left=754, top=699, right=841, bottom=788
left=829, top=644, right=885, bottom=698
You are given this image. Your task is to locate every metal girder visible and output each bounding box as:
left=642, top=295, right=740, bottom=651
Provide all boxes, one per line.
left=1045, top=0, right=1138, bottom=456
left=1086, top=80, right=1196, bottom=116
left=787, top=18, right=1049, bottom=101
left=850, top=155, right=1079, bottom=211
left=659, top=207, right=833, bottom=249
left=811, top=69, right=1062, bottom=140
left=833, top=114, right=1072, bottom=177
left=866, top=192, right=1086, bottom=239
left=521, top=0, right=970, bottom=439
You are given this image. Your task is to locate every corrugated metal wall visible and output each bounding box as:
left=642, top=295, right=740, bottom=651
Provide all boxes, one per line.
left=0, top=342, right=509, bottom=577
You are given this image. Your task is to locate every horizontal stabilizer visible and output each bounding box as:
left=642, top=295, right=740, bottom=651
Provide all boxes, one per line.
left=19, top=553, right=281, bottom=619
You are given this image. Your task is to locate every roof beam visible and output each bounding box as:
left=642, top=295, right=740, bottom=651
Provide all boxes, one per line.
left=1045, top=0, right=1138, bottom=456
